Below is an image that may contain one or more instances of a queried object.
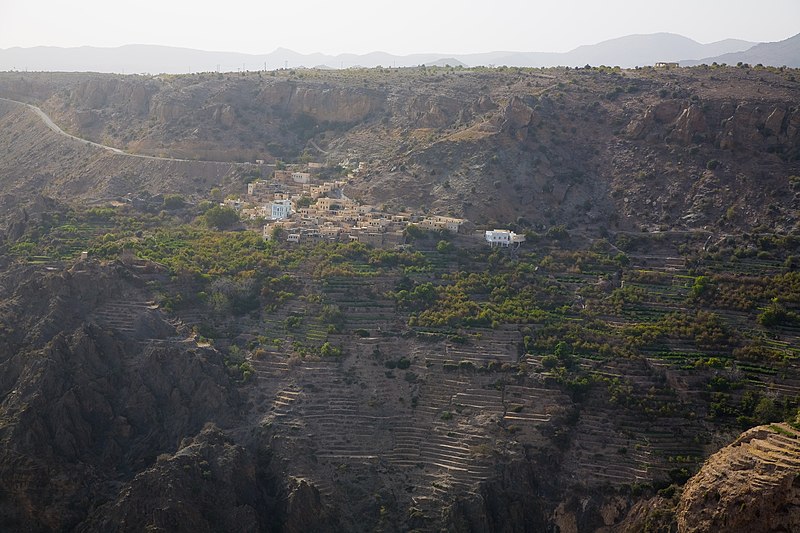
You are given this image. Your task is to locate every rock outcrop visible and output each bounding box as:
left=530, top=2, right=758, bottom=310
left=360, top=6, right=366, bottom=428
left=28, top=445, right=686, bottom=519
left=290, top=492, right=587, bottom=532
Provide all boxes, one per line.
left=406, top=94, right=466, bottom=128
left=500, top=96, right=536, bottom=142
left=627, top=98, right=800, bottom=155
left=259, top=81, right=384, bottom=123
left=626, top=100, right=684, bottom=139
left=676, top=423, right=800, bottom=533
left=76, top=425, right=276, bottom=533
left=443, top=458, right=550, bottom=532
left=670, top=104, right=708, bottom=145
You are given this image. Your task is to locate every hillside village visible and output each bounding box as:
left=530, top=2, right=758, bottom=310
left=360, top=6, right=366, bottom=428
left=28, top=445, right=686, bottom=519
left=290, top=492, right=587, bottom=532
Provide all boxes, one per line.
left=222, top=160, right=525, bottom=249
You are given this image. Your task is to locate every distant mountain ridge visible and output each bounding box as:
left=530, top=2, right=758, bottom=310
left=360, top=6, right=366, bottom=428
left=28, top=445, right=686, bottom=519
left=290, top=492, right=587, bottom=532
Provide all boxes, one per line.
left=0, top=32, right=782, bottom=73
left=683, top=32, right=800, bottom=68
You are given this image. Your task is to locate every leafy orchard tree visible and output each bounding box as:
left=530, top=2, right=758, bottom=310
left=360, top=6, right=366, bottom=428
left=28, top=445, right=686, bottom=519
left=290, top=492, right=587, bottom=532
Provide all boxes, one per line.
left=203, top=206, right=239, bottom=230
left=162, top=194, right=186, bottom=210
left=271, top=226, right=287, bottom=241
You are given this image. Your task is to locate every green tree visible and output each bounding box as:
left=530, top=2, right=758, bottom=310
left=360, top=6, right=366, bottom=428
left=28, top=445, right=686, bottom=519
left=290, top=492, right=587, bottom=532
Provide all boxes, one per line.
left=436, top=240, right=453, bottom=253
left=689, top=275, right=712, bottom=300
left=295, top=196, right=314, bottom=208
left=271, top=226, right=286, bottom=241
left=758, top=299, right=791, bottom=327
left=203, top=206, right=239, bottom=229
left=754, top=397, right=781, bottom=423
left=162, top=194, right=186, bottom=210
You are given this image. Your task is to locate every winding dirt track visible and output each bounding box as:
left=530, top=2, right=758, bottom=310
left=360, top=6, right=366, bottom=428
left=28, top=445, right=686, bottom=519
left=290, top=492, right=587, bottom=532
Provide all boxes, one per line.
left=0, top=96, right=231, bottom=164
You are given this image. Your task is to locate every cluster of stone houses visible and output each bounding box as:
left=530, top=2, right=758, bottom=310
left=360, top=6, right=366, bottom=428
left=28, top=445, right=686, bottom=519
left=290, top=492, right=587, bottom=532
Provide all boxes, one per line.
left=418, top=215, right=475, bottom=235
left=263, top=192, right=413, bottom=247
left=220, top=162, right=521, bottom=250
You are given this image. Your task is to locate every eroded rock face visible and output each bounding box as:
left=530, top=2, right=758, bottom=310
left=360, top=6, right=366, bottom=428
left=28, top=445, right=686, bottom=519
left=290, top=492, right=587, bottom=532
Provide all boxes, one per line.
left=69, top=77, right=154, bottom=116
left=0, top=263, right=243, bottom=532
left=282, top=478, right=339, bottom=533
left=259, top=81, right=384, bottom=123
left=626, top=100, right=684, bottom=139
left=626, top=99, right=800, bottom=155
left=445, top=459, right=548, bottom=532
left=212, top=103, right=236, bottom=128
left=151, top=98, right=189, bottom=122
left=406, top=94, right=465, bottom=128
left=500, top=96, right=535, bottom=141
left=676, top=424, right=800, bottom=533
left=76, top=426, right=274, bottom=533
left=670, top=104, right=708, bottom=145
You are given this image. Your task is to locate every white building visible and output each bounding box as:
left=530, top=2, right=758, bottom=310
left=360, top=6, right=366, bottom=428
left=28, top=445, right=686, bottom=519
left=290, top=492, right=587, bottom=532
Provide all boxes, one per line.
left=271, top=199, right=293, bottom=220
left=485, top=229, right=525, bottom=247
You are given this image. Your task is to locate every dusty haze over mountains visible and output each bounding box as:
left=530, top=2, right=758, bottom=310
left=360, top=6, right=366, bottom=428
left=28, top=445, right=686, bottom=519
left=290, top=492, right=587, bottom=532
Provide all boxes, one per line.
left=1, top=0, right=798, bottom=61
left=0, top=33, right=788, bottom=73
left=2, top=32, right=800, bottom=74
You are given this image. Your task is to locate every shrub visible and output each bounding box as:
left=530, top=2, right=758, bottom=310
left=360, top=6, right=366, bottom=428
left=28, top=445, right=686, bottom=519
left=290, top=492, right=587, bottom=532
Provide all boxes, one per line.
left=203, top=206, right=239, bottom=229
left=320, top=342, right=342, bottom=357
left=162, top=194, right=186, bottom=210
left=541, top=355, right=559, bottom=369
left=758, top=299, right=793, bottom=327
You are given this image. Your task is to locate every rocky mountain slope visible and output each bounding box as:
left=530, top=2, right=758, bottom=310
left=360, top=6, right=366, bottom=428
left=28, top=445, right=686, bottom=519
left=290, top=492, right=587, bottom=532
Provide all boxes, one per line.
left=1, top=66, right=798, bottom=234
left=0, top=262, right=243, bottom=531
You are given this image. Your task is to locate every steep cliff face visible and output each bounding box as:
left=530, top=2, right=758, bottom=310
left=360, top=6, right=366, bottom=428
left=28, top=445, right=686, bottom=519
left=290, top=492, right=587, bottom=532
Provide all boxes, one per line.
left=0, top=263, right=244, bottom=532
left=76, top=426, right=277, bottom=533
left=68, top=76, right=155, bottom=116
left=675, top=423, right=800, bottom=533
left=627, top=98, right=800, bottom=157
left=444, top=458, right=550, bottom=532
left=271, top=83, right=384, bottom=124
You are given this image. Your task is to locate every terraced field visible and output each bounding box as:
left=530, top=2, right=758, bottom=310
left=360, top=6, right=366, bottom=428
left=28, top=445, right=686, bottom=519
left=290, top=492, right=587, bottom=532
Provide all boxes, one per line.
left=163, top=231, right=780, bottom=528
left=8, top=208, right=800, bottom=530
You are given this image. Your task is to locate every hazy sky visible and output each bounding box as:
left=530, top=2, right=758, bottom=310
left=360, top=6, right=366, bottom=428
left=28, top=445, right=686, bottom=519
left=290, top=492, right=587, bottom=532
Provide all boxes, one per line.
left=1, top=0, right=798, bottom=55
